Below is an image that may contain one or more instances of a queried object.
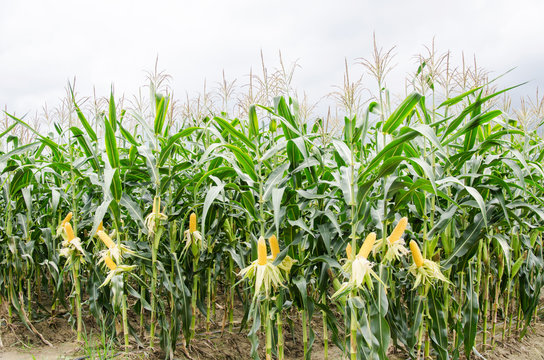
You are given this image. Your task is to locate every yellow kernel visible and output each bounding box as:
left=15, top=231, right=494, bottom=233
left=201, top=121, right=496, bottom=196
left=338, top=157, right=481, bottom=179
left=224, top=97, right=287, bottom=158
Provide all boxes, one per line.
left=97, top=230, right=115, bottom=249
left=269, top=235, right=280, bottom=260
left=410, top=240, right=424, bottom=268
left=358, top=232, right=376, bottom=259
left=104, top=256, right=117, bottom=271
left=97, top=221, right=104, bottom=233
left=64, top=223, right=76, bottom=243
left=257, top=237, right=268, bottom=265
left=189, top=213, right=197, bottom=234
left=61, top=212, right=73, bottom=227
left=389, top=217, right=408, bottom=243
left=346, top=243, right=353, bottom=261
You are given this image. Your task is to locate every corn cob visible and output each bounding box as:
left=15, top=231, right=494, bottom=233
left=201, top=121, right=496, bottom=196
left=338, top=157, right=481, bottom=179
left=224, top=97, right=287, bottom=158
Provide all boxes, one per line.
left=104, top=256, right=117, bottom=271
left=64, top=223, right=76, bottom=243
left=258, top=237, right=268, bottom=265
left=97, top=230, right=115, bottom=249
left=388, top=217, right=408, bottom=243
left=189, top=212, right=197, bottom=234
left=61, top=212, right=73, bottom=227
left=410, top=240, right=424, bottom=268
left=358, top=232, right=376, bottom=259
left=346, top=243, right=353, bottom=261
left=269, top=235, right=280, bottom=260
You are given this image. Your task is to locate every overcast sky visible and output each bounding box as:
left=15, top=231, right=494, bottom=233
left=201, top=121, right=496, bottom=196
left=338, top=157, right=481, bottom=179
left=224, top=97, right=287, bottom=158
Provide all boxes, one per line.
left=2, top=0, right=544, bottom=117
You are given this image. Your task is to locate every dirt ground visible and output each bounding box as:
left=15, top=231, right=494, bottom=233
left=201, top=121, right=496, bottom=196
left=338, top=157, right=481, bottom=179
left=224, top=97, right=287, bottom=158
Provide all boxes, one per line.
left=483, top=322, right=544, bottom=360
left=2, top=303, right=544, bottom=360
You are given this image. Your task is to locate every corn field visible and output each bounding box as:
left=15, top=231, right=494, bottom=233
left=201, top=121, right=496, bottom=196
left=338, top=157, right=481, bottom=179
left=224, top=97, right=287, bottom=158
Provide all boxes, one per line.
left=1, top=51, right=544, bottom=360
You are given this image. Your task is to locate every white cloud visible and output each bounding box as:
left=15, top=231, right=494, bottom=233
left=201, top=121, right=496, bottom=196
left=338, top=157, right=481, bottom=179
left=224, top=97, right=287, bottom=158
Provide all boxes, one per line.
left=1, top=0, right=543, bottom=115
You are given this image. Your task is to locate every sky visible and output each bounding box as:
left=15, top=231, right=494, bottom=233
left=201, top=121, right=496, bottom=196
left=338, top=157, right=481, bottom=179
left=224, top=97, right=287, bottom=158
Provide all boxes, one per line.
left=1, top=0, right=544, bottom=117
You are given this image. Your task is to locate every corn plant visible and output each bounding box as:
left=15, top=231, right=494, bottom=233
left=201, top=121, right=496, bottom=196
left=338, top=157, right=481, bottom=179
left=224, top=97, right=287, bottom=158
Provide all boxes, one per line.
left=0, top=51, right=543, bottom=360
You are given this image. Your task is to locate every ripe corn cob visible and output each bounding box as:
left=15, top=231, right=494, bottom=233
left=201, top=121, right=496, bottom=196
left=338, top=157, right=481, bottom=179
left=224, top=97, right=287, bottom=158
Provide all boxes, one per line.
left=410, top=240, right=424, bottom=267
left=388, top=217, right=408, bottom=243
left=346, top=243, right=353, bottom=261
left=189, top=213, right=197, bottom=234
left=64, top=223, right=76, bottom=243
left=97, top=230, right=115, bottom=249
left=61, top=212, right=73, bottom=227
left=269, top=235, right=280, bottom=260
left=258, top=237, right=268, bottom=265
left=358, top=232, right=376, bottom=259
left=104, top=256, right=117, bottom=271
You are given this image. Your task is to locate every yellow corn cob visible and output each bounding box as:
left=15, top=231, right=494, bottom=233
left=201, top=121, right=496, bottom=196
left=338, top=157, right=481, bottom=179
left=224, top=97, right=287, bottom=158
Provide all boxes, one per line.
left=97, top=230, right=115, bottom=249
left=97, top=221, right=104, bottom=233
left=388, top=217, right=408, bottom=243
left=189, top=213, right=197, bottom=234
left=61, top=212, right=73, bottom=227
left=358, top=232, right=376, bottom=259
left=64, top=223, right=76, bottom=243
left=410, top=240, right=424, bottom=268
left=346, top=243, right=353, bottom=261
left=257, top=237, right=268, bottom=265
left=104, top=256, right=117, bottom=271
left=269, top=235, right=280, bottom=260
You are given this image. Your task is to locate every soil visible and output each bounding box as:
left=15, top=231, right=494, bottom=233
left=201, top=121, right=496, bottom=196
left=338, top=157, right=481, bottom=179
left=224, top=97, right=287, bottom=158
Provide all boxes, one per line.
left=484, top=322, right=544, bottom=360
left=2, top=300, right=544, bottom=360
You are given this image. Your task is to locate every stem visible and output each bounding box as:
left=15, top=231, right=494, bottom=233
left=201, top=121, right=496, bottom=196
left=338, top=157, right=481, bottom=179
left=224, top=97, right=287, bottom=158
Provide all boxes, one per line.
left=189, top=256, right=200, bottom=344
left=73, top=260, right=82, bottom=342
left=277, top=293, right=284, bottom=360
left=229, top=257, right=234, bottom=331
left=302, top=309, right=309, bottom=359
left=350, top=301, right=357, bottom=360
left=149, top=229, right=160, bottom=348
left=416, top=294, right=427, bottom=360
left=424, top=303, right=431, bottom=359
left=491, top=285, right=499, bottom=348
left=266, top=300, right=272, bottom=360
left=503, top=276, right=512, bottom=341
left=453, top=271, right=464, bottom=348
left=122, top=291, right=129, bottom=350
left=277, top=310, right=284, bottom=360
left=206, top=265, right=212, bottom=332
left=322, top=294, right=328, bottom=360
left=140, top=268, right=145, bottom=338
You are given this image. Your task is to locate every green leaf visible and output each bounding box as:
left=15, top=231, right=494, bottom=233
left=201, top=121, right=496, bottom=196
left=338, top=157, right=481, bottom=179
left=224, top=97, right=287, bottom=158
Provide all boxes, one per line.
left=120, top=193, right=147, bottom=235
left=215, top=117, right=256, bottom=151
left=382, top=92, right=422, bottom=134
left=158, top=127, right=199, bottom=167
left=104, top=115, right=120, bottom=169
left=109, top=90, right=117, bottom=132
left=248, top=105, right=259, bottom=140
left=202, top=183, right=225, bottom=235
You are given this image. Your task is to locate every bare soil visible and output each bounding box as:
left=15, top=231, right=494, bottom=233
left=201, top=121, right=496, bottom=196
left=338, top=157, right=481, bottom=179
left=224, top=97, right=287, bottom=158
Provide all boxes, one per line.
left=2, top=301, right=544, bottom=360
